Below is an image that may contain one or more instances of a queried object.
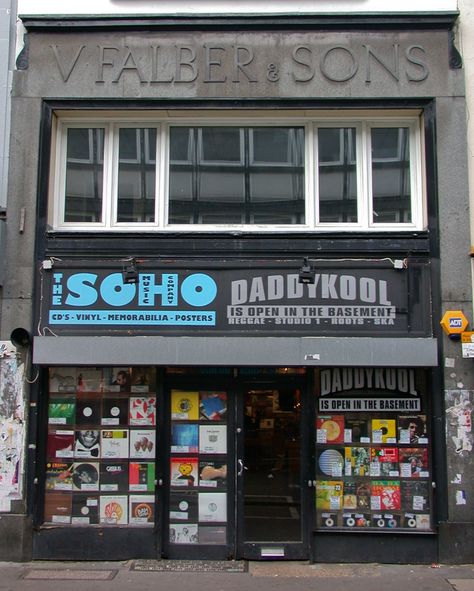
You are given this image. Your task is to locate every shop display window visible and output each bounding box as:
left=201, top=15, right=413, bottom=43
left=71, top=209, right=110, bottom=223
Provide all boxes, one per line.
left=44, top=366, right=157, bottom=526
left=169, top=390, right=228, bottom=545
left=315, top=368, right=432, bottom=532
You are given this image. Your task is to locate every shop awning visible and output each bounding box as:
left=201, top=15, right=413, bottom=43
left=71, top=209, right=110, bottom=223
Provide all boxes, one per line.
left=33, top=336, right=438, bottom=367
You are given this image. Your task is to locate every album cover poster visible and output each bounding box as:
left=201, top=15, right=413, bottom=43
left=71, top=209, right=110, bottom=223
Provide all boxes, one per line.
left=129, top=495, right=155, bottom=525
left=129, top=462, right=155, bottom=492
left=48, top=398, right=76, bottom=426
left=315, top=480, right=343, bottom=511
left=371, top=419, right=397, bottom=443
left=76, top=368, right=103, bottom=393
left=199, top=425, right=227, bottom=454
left=199, top=392, right=227, bottom=421
left=74, top=430, right=101, bottom=459
left=398, top=415, right=428, bottom=444
left=317, top=448, right=344, bottom=477
left=169, top=491, right=199, bottom=521
left=75, top=398, right=101, bottom=425
left=316, top=415, right=345, bottom=444
left=100, top=461, right=129, bottom=492
left=49, top=368, right=77, bottom=393
left=44, top=492, right=72, bottom=524
left=47, top=430, right=74, bottom=459
left=198, top=492, right=227, bottom=523
left=101, top=398, right=129, bottom=426
left=198, top=459, right=227, bottom=488
left=356, top=482, right=371, bottom=511
left=370, top=447, right=399, bottom=476
left=170, top=457, right=198, bottom=487
left=108, top=368, right=132, bottom=392
left=399, top=447, right=429, bottom=478
left=171, top=390, right=199, bottom=420
left=342, top=479, right=357, bottom=510
left=371, top=480, right=401, bottom=511
left=401, top=480, right=430, bottom=511
left=344, top=446, right=370, bottom=476
left=170, top=523, right=198, bottom=544
left=101, top=430, right=129, bottom=459
left=344, top=418, right=369, bottom=443
left=71, top=494, right=100, bottom=525
left=131, top=366, right=155, bottom=391
left=171, top=423, right=199, bottom=453
left=129, top=396, right=156, bottom=426
left=129, top=429, right=156, bottom=459
left=72, top=462, right=100, bottom=491
left=45, top=462, right=73, bottom=491
left=100, top=495, right=128, bottom=525
left=197, top=526, right=227, bottom=544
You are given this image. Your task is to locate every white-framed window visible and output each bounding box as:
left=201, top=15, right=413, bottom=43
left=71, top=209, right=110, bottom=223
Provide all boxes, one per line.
left=50, top=112, right=425, bottom=232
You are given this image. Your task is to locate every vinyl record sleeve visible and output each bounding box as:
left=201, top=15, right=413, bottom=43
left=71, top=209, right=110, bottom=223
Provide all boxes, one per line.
left=49, top=368, right=77, bottom=393
left=129, top=495, right=154, bottom=525
left=72, top=462, right=100, bottom=491
left=129, top=429, right=156, bottom=459
left=44, top=492, right=72, bottom=524
left=371, top=480, right=401, bottom=511
left=71, top=494, right=100, bottom=524
left=197, top=526, right=227, bottom=544
left=169, top=491, right=199, bottom=521
left=101, top=398, right=129, bottom=426
left=100, top=461, right=129, bottom=492
left=101, top=430, right=129, bottom=459
left=198, top=425, right=227, bottom=454
left=76, top=369, right=103, bottom=393
left=198, top=459, right=227, bottom=488
left=100, top=495, right=128, bottom=525
left=74, top=430, right=100, bottom=459
left=129, top=462, right=155, bottom=492
left=170, top=457, right=198, bottom=487
left=171, top=390, right=199, bottom=420
left=316, top=415, right=345, bottom=444
left=199, top=392, right=227, bottom=421
left=171, top=423, right=199, bottom=453
left=316, top=480, right=343, bottom=511
left=75, top=398, right=101, bottom=425
left=47, top=430, right=74, bottom=459
left=45, top=462, right=74, bottom=491
left=129, top=396, right=156, bottom=426
left=48, top=398, right=76, bottom=426
left=170, top=523, right=198, bottom=544
left=198, top=492, right=227, bottom=523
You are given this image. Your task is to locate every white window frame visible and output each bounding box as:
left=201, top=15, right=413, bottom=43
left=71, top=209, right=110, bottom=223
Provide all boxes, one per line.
left=51, top=112, right=426, bottom=233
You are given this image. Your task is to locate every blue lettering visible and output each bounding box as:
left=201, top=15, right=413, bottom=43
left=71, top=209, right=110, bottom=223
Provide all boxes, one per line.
left=138, top=273, right=178, bottom=307
left=65, top=273, right=99, bottom=306
left=181, top=273, right=217, bottom=307
left=100, top=273, right=136, bottom=307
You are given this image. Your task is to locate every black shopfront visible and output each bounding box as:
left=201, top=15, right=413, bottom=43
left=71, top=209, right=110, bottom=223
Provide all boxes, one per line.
left=31, top=256, right=440, bottom=562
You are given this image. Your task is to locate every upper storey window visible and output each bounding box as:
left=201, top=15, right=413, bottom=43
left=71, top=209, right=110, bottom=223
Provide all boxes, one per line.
left=51, top=113, right=424, bottom=232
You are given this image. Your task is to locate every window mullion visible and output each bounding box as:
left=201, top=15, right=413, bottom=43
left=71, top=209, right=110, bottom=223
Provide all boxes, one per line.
left=104, top=123, right=116, bottom=229
left=360, top=121, right=371, bottom=229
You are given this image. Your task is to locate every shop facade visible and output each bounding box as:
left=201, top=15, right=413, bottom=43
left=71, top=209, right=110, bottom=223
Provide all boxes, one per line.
left=1, top=10, right=473, bottom=563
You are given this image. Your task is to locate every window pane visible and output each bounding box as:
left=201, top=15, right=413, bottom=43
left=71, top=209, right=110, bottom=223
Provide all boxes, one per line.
left=65, top=128, right=104, bottom=223
left=318, top=128, right=358, bottom=223
left=117, top=128, right=156, bottom=223
left=371, top=128, right=411, bottom=224
left=168, top=127, right=305, bottom=225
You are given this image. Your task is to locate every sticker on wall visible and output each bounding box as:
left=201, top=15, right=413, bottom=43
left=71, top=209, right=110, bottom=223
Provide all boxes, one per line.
left=446, top=390, right=473, bottom=455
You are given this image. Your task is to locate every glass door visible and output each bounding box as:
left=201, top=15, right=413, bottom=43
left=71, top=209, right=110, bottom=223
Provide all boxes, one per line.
left=236, top=380, right=311, bottom=559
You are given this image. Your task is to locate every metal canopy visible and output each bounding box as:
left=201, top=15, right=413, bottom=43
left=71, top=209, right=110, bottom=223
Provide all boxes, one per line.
left=33, top=336, right=438, bottom=366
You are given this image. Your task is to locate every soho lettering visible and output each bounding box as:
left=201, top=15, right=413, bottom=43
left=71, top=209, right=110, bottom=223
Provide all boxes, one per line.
left=232, top=274, right=391, bottom=306
left=52, top=272, right=217, bottom=308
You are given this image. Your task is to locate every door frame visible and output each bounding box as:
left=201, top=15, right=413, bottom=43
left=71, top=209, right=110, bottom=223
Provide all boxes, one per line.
left=162, top=367, right=314, bottom=560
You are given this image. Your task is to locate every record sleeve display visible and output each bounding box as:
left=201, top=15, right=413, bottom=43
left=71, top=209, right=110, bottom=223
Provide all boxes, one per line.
left=169, top=390, right=228, bottom=546
left=44, top=366, right=158, bottom=527
left=315, top=371, right=432, bottom=531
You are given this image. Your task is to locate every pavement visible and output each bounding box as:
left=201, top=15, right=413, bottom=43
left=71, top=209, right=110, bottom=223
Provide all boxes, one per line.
left=1, top=560, right=474, bottom=591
